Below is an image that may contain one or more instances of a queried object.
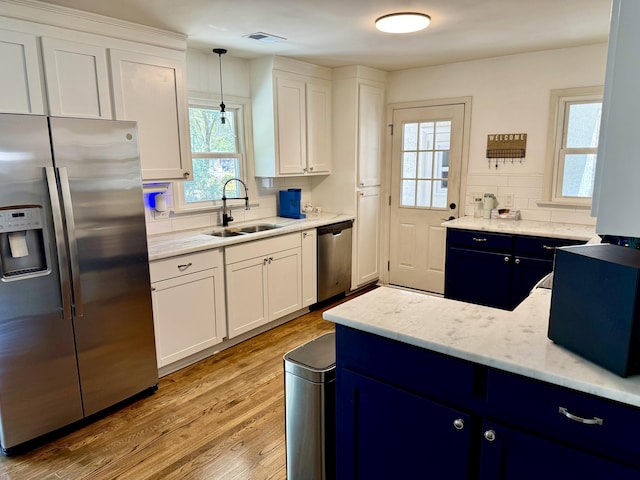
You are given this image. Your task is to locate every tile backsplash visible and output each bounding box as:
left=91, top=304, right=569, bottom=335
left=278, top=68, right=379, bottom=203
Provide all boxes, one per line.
left=464, top=173, right=596, bottom=225
left=144, top=176, right=313, bottom=235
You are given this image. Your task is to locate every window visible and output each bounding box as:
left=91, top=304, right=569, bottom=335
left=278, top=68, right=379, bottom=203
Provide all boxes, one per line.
left=400, top=120, right=451, bottom=209
left=174, top=100, right=247, bottom=211
left=543, top=86, right=603, bottom=206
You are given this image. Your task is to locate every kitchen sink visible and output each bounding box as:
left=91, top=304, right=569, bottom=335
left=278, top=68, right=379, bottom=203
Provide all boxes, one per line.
left=208, top=224, right=280, bottom=237
left=208, top=230, right=244, bottom=237
left=238, top=224, right=279, bottom=233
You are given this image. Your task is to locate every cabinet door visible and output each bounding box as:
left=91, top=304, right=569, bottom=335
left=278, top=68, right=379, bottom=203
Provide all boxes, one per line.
left=479, top=420, right=640, bottom=480
left=355, top=186, right=380, bottom=287
left=151, top=268, right=224, bottom=368
left=357, top=83, right=384, bottom=187
left=275, top=75, right=306, bottom=174
left=445, top=247, right=512, bottom=309
left=226, top=255, right=268, bottom=338
left=41, top=38, right=111, bottom=119
left=306, top=79, right=331, bottom=174
left=301, top=229, right=317, bottom=307
left=338, top=369, right=473, bottom=479
left=267, top=247, right=302, bottom=320
left=0, top=29, right=44, bottom=114
left=110, top=49, right=191, bottom=181
left=511, top=256, right=552, bottom=309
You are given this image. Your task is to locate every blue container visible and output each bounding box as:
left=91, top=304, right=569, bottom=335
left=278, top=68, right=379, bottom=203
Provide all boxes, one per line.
left=279, top=189, right=306, bottom=219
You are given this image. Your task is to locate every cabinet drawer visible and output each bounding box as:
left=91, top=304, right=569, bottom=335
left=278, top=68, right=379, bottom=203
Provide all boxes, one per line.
left=514, top=235, right=584, bottom=259
left=486, top=369, right=640, bottom=466
left=447, top=229, right=512, bottom=252
left=150, top=249, right=220, bottom=282
left=225, top=232, right=300, bottom=264
left=337, top=326, right=478, bottom=407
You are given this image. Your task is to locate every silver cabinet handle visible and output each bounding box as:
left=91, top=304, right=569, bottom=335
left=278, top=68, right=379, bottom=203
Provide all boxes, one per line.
left=504, top=256, right=510, bottom=262
left=309, top=166, right=314, bottom=172
left=268, top=257, right=273, bottom=264
left=558, top=407, right=603, bottom=426
left=484, top=430, right=496, bottom=442
left=263, top=258, right=268, bottom=266
left=453, top=419, right=464, bottom=430
left=183, top=171, right=190, bottom=178
left=177, top=262, right=192, bottom=271
left=58, top=167, right=83, bottom=318
left=514, top=258, right=521, bottom=264
left=472, top=237, right=487, bottom=242
left=46, top=167, right=72, bottom=320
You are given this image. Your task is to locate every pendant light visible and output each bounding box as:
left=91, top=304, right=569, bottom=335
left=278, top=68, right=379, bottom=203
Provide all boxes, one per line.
left=213, top=48, right=233, bottom=136
left=375, top=12, right=431, bottom=33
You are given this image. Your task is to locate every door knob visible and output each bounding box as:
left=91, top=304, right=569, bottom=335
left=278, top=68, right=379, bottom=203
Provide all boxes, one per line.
left=449, top=202, right=457, bottom=210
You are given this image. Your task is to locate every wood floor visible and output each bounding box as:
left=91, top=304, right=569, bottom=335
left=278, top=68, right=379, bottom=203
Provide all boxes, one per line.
left=0, top=293, right=360, bottom=480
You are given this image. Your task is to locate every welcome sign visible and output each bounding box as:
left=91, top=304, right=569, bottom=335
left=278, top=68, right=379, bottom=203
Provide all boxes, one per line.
left=486, top=133, right=527, bottom=159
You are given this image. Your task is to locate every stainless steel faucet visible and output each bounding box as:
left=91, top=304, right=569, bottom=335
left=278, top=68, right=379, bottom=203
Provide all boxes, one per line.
left=221, top=178, right=249, bottom=227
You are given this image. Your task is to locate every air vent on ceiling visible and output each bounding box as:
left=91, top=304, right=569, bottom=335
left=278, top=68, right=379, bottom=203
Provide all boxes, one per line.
left=243, top=32, right=287, bottom=43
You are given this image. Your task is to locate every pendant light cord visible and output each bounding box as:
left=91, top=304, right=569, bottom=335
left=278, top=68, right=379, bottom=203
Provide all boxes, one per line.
left=213, top=48, right=227, bottom=120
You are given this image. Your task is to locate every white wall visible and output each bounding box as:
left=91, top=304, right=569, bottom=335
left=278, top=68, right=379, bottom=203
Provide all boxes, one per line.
left=144, top=49, right=313, bottom=235
left=387, top=44, right=608, bottom=224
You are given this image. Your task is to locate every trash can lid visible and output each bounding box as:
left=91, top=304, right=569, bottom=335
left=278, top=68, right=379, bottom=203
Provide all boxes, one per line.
left=284, top=332, right=335, bottom=382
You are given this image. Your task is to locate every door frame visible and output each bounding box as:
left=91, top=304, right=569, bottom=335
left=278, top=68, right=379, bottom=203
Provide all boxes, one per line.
left=380, top=96, right=472, bottom=287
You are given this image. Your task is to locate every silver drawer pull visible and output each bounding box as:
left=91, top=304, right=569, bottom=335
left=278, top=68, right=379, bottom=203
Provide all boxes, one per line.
left=453, top=418, right=464, bottom=430
left=484, top=430, right=496, bottom=442
left=542, top=245, right=556, bottom=250
left=177, top=262, right=193, bottom=271
left=472, top=237, right=487, bottom=242
left=558, top=407, right=603, bottom=426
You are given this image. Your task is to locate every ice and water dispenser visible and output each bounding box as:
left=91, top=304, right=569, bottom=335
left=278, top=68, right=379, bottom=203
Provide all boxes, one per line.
left=0, top=206, right=48, bottom=279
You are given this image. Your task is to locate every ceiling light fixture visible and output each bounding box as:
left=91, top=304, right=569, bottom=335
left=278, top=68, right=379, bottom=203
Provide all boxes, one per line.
left=212, top=48, right=232, bottom=135
left=375, top=12, right=431, bottom=34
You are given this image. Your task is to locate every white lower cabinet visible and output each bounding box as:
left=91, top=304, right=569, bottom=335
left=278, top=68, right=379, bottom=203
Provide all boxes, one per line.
left=150, top=250, right=226, bottom=369
left=225, top=233, right=302, bottom=338
left=355, top=186, right=381, bottom=287
left=301, top=228, right=317, bottom=307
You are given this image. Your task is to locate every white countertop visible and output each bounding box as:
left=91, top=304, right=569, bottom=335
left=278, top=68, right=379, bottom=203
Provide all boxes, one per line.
left=146, top=213, right=353, bottom=261
left=323, top=286, right=640, bottom=408
left=443, top=216, right=597, bottom=241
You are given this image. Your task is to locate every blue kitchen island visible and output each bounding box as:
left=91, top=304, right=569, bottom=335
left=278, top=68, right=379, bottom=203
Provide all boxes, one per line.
left=323, top=286, right=640, bottom=479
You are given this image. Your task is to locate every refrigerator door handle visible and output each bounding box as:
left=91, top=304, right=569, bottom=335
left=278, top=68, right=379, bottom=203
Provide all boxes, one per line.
left=58, top=167, right=84, bottom=318
left=45, top=166, right=73, bottom=320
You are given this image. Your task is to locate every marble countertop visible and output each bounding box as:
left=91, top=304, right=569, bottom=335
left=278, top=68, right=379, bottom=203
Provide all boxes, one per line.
left=323, top=286, right=640, bottom=408
left=147, top=213, right=353, bottom=261
left=443, top=216, right=597, bottom=241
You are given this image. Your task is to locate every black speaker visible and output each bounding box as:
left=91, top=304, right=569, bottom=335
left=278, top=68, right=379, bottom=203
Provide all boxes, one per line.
left=548, top=244, right=640, bottom=377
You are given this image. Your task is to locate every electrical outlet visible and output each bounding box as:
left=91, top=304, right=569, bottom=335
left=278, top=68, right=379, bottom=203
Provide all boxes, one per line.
left=504, top=194, right=514, bottom=207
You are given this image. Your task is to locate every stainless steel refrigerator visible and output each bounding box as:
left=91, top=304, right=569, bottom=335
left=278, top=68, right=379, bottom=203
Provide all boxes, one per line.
left=0, top=114, right=158, bottom=454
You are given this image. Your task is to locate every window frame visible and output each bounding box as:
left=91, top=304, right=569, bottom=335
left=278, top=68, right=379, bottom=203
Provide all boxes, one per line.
left=173, top=95, right=253, bottom=213
left=541, top=86, right=603, bottom=209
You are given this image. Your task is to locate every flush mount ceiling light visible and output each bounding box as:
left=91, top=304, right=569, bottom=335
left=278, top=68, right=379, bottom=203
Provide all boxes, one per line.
left=375, top=12, right=431, bottom=33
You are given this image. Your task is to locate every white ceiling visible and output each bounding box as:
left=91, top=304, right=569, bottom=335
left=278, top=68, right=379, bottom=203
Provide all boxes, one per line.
left=35, top=0, right=612, bottom=71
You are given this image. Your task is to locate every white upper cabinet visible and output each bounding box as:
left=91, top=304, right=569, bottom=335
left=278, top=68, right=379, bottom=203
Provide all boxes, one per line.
left=110, top=50, right=192, bottom=181
left=251, top=56, right=332, bottom=177
left=592, top=0, right=640, bottom=238
left=41, top=38, right=112, bottom=119
left=357, top=83, right=385, bottom=187
left=0, top=29, right=44, bottom=114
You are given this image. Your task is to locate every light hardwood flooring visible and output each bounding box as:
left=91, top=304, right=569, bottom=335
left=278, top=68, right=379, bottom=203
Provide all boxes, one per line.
left=0, top=292, right=363, bottom=480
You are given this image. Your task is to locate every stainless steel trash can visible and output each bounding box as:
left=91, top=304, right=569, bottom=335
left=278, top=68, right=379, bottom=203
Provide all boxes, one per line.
left=283, top=332, right=336, bottom=480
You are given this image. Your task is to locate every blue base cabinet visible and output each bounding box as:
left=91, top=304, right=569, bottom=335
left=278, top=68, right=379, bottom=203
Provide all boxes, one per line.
left=335, top=325, right=640, bottom=479
left=444, top=229, right=584, bottom=310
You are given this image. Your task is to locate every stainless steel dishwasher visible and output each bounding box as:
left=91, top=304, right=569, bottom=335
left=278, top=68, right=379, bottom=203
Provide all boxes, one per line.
left=317, top=220, right=353, bottom=302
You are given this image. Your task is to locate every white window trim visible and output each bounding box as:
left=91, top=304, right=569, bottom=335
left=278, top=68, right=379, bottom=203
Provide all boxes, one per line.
left=173, top=94, right=256, bottom=213
left=540, top=86, right=603, bottom=209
